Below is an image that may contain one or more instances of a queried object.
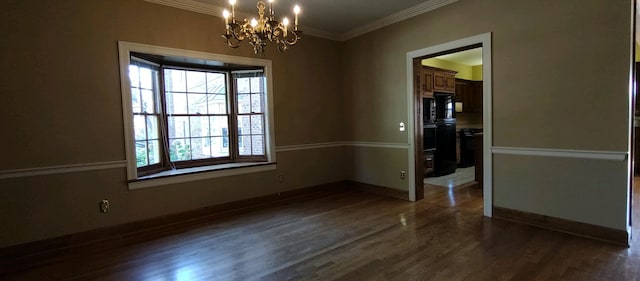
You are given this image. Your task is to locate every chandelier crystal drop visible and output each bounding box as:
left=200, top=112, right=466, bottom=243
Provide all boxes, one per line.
left=222, top=0, right=302, bottom=55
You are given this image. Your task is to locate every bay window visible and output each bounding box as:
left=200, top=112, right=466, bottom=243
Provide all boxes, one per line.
left=118, top=42, right=275, bottom=188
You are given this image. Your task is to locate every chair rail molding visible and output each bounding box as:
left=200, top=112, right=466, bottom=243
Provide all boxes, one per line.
left=491, top=146, right=627, bottom=161
left=0, top=161, right=128, bottom=180
left=1, top=142, right=409, bottom=179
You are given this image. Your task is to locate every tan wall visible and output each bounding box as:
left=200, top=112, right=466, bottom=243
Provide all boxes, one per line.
left=346, top=146, right=409, bottom=191
left=343, top=0, right=632, bottom=230
left=0, top=0, right=347, bottom=247
left=493, top=154, right=628, bottom=229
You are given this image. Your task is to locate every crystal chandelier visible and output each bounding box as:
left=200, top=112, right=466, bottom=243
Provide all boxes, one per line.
left=222, top=0, right=302, bottom=55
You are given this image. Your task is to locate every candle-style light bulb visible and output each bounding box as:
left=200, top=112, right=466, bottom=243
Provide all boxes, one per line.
left=251, top=18, right=258, bottom=27
left=293, top=5, right=300, bottom=27
left=269, top=0, right=275, bottom=17
left=229, top=0, right=236, bottom=19
left=223, top=9, right=230, bottom=25
left=282, top=17, right=289, bottom=27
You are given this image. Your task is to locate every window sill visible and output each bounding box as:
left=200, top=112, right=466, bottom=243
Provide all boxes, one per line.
left=128, top=162, right=276, bottom=190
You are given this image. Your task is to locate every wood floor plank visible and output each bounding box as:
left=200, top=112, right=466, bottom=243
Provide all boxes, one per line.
left=1, top=181, right=639, bottom=281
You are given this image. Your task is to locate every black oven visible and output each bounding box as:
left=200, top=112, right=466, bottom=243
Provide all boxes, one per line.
left=423, top=124, right=436, bottom=150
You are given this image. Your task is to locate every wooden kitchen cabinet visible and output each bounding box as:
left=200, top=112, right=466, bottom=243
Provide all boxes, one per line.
left=455, top=79, right=483, bottom=113
left=471, top=80, right=483, bottom=113
left=414, top=66, right=457, bottom=98
left=433, top=72, right=456, bottom=93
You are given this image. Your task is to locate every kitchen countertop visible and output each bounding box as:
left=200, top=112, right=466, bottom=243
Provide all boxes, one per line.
left=456, top=124, right=483, bottom=131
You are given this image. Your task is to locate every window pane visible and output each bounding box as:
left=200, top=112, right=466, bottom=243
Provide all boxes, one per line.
left=190, top=116, right=210, bottom=137
left=252, top=136, right=264, bottom=155
left=165, top=69, right=186, bottom=92
left=168, top=116, right=190, bottom=138
left=251, top=93, right=263, bottom=113
left=148, top=140, right=160, bottom=165
left=129, top=65, right=140, bottom=87
left=187, top=71, right=206, bottom=93
left=134, top=115, right=147, bottom=140
left=131, top=88, right=141, bottom=113
left=191, top=137, right=212, bottom=160
left=188, top=93, right=208, bottom=114
left=237, top=94, right=250, bottom=114
left=239, top=135, right=252, bottom=155
left=147, top=115, right=159, bottom=139
left=250, top=77, right=262, bottom=93
left=136, top=141, right=148, bottom=167
left=237, top=115, right=250, bottom=136
left=208, top=94, right=227, bottom=114
left=166, top=92, right=188, bottom=114
left=237, top=77, right=250, bottom=93
left=139, top=67, right=153, bottom=90
left=210, top=116, right=228, bottom=136
left=169, top=138, right=191, bottom=161
left=141, top=89, right=155, bottom=113
left=251, top=115, right=263, bottom=135
left=207, top=73, right=226, bottom=94
left=211, top=137, right=229, bottom=157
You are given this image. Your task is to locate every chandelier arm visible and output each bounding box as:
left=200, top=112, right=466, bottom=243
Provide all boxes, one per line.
left=276, top=41, right=287, bottom=52
left=284, top=30, right=300, bottom=46
left=222, top=33, right=241, bottom=48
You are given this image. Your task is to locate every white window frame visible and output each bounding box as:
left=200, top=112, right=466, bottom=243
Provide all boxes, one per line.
left=118, top=41, right=276, bottom=190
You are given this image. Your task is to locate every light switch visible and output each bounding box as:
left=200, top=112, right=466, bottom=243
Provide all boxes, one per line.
left=399, top=122, right=405, bottom=132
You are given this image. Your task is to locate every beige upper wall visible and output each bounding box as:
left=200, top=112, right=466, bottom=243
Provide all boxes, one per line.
left=345, top=0, right=631, bottom=150
left=0, top=0, right=346, bottom=171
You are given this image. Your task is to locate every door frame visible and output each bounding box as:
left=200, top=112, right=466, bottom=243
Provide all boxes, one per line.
left=405, top=32, right=493, bottom=217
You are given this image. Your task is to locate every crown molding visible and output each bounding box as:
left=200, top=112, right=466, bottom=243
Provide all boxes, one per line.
left=298, top=26, right=343, bottom=41
left=339, top=0, right=458, bottom=41
left=143, top=0, right=457, bottom=42
left=145, top=0, right=224, bottom=16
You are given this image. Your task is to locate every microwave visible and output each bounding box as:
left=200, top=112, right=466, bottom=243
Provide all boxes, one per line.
left=423, top=98, right=436, bottom=124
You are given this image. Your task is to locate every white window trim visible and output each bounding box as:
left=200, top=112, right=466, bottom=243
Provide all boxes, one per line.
left=117, top=41, right=277, bottom=189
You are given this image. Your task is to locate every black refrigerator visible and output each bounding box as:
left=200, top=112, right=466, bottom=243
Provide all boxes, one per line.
left=433, top=93, right=457, bottom=176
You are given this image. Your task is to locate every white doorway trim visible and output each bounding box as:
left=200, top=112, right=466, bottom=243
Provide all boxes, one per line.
left=405, top=32, right=493, bottom=217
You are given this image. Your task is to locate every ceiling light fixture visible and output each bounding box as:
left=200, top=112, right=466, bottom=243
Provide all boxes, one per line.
left=222, top=0, right=302, bottom=55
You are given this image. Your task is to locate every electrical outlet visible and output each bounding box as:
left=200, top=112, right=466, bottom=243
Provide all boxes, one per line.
left=400, top=171, right=406, bottom=180
left=278, top=175, right=284, bottom=183
left=99, top=199, right=110, bottom=213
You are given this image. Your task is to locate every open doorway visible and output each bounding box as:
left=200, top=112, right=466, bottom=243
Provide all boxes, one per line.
left=406, top=33, right=493, bottom=217
left=419, top=47, right=483, bottom=187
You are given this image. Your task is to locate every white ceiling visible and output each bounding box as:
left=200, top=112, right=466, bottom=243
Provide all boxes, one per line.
left=434, top=47, right=483, bottom=66
left=200, top=0, right=427, bottom=34
left=159, top=0, right=458, bottom=41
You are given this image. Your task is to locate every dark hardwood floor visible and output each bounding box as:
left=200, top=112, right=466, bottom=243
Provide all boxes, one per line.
left=1, top=180, right=639, bottom=281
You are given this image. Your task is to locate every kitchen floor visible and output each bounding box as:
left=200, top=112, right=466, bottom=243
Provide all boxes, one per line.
left=424, top=166, right=475, bottom=187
